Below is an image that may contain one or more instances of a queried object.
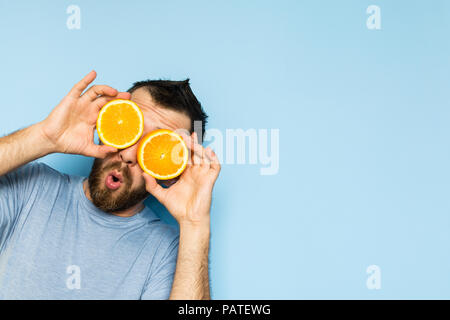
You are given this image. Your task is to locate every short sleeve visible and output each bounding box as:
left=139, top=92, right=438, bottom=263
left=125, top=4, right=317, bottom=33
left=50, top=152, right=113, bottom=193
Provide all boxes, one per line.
left=141, top=231, right=179, bottom=300
left=0, top=161, right=46, bottom=245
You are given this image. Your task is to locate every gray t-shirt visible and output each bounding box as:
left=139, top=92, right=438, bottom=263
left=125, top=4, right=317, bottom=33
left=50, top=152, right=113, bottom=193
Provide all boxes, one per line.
left=0, top=161, right=179, bottom=299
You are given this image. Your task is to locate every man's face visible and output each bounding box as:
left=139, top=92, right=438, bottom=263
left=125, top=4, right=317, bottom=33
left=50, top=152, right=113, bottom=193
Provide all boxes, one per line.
left=87, top=88, right=191, bottom=213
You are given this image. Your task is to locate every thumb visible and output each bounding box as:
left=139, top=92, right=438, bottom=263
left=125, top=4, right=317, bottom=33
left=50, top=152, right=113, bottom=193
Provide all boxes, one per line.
left=85, top=144, right=118, bottom=158
left=142, top=172, right=166, bottom=203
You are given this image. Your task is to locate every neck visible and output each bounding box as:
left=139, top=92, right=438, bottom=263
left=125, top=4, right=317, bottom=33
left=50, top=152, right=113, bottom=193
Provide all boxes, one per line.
left=82, top=179, right=145, bottom=217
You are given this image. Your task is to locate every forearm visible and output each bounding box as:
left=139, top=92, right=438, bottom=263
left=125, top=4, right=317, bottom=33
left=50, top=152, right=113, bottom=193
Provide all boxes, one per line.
left=0, top=121, right=54, bottom=177
left=170, top=223, right=211, bottom=300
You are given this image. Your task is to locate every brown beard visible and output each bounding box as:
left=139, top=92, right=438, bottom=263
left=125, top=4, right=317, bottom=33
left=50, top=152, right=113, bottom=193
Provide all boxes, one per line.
left=87, top=158, right=149, bottom=213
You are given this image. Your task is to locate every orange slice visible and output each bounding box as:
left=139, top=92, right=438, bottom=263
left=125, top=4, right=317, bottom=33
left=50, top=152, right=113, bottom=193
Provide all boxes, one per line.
left=137, top=129, right=189, bottom=180
left=96, top=99, right=144, bottom=149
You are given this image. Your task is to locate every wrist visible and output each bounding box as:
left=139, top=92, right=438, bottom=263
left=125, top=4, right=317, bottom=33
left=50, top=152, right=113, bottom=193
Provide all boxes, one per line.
left=32, top=121, right=57, bottom=156
left=179, top=218, right=210, bottom=232
left=179, top=220, right=210, bottom=239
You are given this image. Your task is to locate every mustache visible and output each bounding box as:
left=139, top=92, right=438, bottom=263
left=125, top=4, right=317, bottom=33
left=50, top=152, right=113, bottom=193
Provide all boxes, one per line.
left=102, top=161, right=132, bottom=184
left=88, top=158, right=149, bottom=213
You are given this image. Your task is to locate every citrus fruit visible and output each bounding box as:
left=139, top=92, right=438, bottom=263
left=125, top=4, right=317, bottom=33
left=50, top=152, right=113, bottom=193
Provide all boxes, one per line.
left=96, top=99, right=144, bottom=149
left=137, top=129, right=189, bottom=180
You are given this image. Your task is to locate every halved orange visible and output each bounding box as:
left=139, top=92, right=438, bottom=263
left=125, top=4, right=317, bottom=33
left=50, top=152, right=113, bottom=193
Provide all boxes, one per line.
left=96, top=99, right=144, bottom=149
left=137, top=129, right=189, bottom=180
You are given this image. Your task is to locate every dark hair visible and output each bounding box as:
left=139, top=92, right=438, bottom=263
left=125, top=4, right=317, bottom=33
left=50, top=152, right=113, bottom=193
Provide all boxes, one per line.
left=127, top=79, right=207, bottom=139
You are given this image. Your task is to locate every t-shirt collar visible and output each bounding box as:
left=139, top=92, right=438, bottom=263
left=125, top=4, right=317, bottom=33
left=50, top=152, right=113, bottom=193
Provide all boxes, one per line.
left=77, top=177, right=160, bottom=225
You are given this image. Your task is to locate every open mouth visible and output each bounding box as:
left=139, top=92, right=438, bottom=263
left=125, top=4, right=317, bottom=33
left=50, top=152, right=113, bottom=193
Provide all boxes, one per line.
left=105, top=170, right=124, bottom=190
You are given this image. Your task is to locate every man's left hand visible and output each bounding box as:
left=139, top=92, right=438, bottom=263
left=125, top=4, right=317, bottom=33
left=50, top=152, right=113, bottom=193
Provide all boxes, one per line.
left=142, top=132, right=221, bottom=229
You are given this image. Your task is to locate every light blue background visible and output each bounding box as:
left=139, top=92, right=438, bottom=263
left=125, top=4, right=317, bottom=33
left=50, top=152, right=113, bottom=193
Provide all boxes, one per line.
left=1, top=0, right=449, bottom=299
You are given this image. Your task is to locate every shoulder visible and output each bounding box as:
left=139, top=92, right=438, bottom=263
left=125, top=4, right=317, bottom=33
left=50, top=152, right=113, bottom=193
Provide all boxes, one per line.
left=0, top=161, right=74, bottom=222
left=33, top=161, right=70, bottom=181
left=13, top=161, right=67, bottom=180
left=9, top=161, right=80, bottom=199
left=30, top=161, right=75, bottom=190
left=1, top=161, right=67, bottom=189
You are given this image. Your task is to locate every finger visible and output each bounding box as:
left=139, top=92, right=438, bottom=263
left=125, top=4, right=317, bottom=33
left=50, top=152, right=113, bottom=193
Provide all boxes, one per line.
left=83, top=143, right=118, bottom=159
left=179, top=133, right=204, bottom=165
left=179, top=132, right=193, bottom=154
left=193, top=131, right=200, bottom=144
left=208, top=148, right=221, bottom=177
left=81, top=85, right=118, bottom=102
left=142, top=172, right=166, bottom=203
left=179, top=132, right=198, bottom=152
left=117, top=92, right=131, bottom=100
left=201, top=147, right=211, bottom=168
left=91, top=92, right=131, bottom=110
left=191, top=132, right=203, bottom=166
left=94, top=96, right=121, bottom=110
left=179, top=132, right=194, bottom=165
left=68, top=70, right=97, bottom=98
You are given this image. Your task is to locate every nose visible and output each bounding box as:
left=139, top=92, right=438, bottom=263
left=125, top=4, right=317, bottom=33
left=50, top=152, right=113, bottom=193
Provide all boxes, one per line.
left=118, top=143, right=139, bottom=167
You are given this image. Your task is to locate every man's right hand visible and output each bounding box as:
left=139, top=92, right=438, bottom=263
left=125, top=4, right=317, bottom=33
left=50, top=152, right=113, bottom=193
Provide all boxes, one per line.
left=39, top=71, right=131, bottom=158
